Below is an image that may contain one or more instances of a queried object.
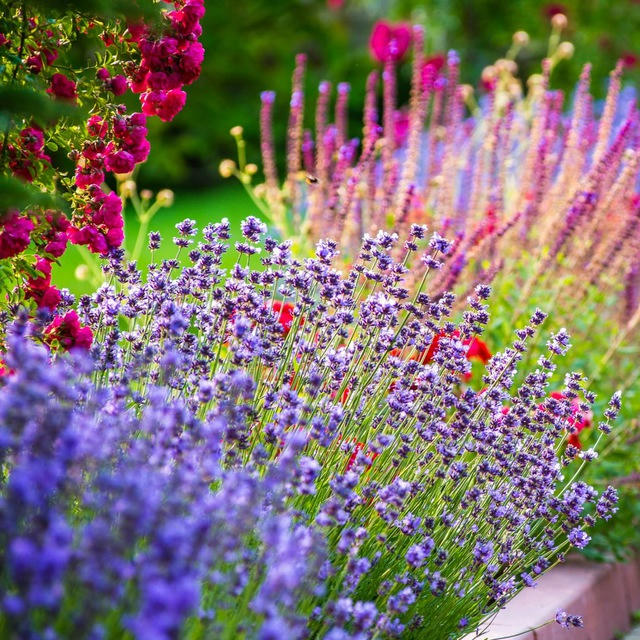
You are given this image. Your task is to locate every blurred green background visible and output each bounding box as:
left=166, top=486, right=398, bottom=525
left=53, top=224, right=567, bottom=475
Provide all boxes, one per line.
left=55, top=0, right=640, bottom=289
left=140, top=0, right=640, bottom=190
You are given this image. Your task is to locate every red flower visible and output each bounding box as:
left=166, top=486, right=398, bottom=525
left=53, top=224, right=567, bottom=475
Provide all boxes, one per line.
left=26, top=256, right=51, bottom=292
left=47, top=73, right=77, bottom=101
left=622, top=52, right=638, bottom=68
left=42, top=210, right=70, bottom=258
left=550, top=391, right=592, bottom=449
left=109, top=74, right=128, bottom=96
left=141, top=88, right=187, bottom=122
left=44, top=310, right=93, bottom=351
left=272, top=301, right=299, bottom=336
left=412, top=330, right=491, bottom=375
left=42, top=48, right=58, bottom=66
left=369, top=21, right=412, bottom=63
left=26, top=54, right=43, bottom=74
left=0, top=211, right=34, bottom=259
left=465, top=337, right=491, bottom=364
left=0, top=357, right=14, bottom=379
left=345, top=440, right=379, bottom=472
left=105, top=150, right=135, bottom=174
left=19, top=127, right=45, bottom=154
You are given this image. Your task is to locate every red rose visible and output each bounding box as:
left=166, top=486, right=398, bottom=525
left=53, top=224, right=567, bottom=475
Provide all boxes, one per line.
left=105, top=150, right=135, bottom=174
left=47, top=73, right=77, bottom=100
left=0, top=211, right=34, bottom=259
left=44, top=310, right=93, bottom=351
left=109, top=75, right=128, bottom=96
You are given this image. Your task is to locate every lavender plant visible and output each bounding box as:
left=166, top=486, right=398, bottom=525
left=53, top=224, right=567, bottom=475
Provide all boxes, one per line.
left=0, top=217, right=620, bottom=638
left=223, top=21, right=640, bottom=560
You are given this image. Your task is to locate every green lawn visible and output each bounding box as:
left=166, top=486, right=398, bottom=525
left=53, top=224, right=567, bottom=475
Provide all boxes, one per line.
left=52, top=182, right=261, bottom=297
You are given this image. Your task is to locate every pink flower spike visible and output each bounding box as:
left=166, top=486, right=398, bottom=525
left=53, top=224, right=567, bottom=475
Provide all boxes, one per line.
left=370, top=21, right=412, bottom=63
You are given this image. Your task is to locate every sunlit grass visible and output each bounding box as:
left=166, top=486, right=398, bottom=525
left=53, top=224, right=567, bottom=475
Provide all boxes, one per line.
left=52, top=182, right=261, bottom=296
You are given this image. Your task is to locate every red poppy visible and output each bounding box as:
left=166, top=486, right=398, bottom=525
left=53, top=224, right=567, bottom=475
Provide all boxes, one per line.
left=272, top=300, right=302, bottom=336
left=369, top=21, right=412, bottom=63
left=414, top=330, right=491, bottom=367
left=465, top=337, right=492, bottom=364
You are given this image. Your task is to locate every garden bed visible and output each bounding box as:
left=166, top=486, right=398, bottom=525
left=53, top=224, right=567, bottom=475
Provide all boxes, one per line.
left=473, top=556, right=640, bottom=640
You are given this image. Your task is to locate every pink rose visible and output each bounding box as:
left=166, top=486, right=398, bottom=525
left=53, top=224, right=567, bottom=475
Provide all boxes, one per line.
left=156, top=88, right=186, bottom=122
left=47, top=73, right=77, bottom=100
left=0, top=211, right=34, bottom=259
left=109, top=75, right=128, bottom=96
left=105, top=150, right=135, bottom=174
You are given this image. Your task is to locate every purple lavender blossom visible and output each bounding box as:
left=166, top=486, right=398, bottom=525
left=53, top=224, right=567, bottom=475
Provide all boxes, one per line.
left=2, top=215, right=618, bottom=639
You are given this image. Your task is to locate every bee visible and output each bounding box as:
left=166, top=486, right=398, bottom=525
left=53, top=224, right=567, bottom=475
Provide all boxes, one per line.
left=305, top=173, right=319, bottom=185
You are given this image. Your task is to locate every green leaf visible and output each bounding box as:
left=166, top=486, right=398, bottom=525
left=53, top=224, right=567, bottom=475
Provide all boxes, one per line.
left=23, top=0, right=161, bottom=21
left=0, top=86, right=84, bottom=129
left=0, top=175, right=68, bottom=213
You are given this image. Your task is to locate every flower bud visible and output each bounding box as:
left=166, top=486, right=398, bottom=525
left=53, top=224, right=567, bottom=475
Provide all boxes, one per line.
left=557, top=42, right=574, bottom=59
left=75, top=264, right=90, bottom=280
left=481, top=65, right=497, bottom=83
left=156, top=189, right=174, bottom=207
left=551, top=13, right=568, bottom=30
left=245, top=163, right=258, bottom=176
left=230, top=125, right=243, bottom=138
left=496, top=59, right=518, bottom=75
left=513, top=30, right=529, bottom=46
left=459, top=84, right=474, bottom=102
left=119, top=180, right=137, bottom=198
left=140, top=189, right=153, bottom=200
left=219, top=159, right=236, bottom=178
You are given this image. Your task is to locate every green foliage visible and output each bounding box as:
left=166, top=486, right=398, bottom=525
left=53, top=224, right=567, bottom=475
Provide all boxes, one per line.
left=141, top=0, right=640, bottom=189
left=140, top=0, right=369, bottom=187
left=0, top=175, right=68, bottom=213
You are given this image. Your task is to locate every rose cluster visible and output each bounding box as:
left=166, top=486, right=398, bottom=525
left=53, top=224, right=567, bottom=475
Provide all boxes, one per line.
left=0, top=1, right=205, bottom=314
left=0, top=211, right=34, bottom=260
left=128, top=0, right=206, bottom=122
left=4, top=126, right=50, bottom=183
left=70, top=112, right=150, bottom=254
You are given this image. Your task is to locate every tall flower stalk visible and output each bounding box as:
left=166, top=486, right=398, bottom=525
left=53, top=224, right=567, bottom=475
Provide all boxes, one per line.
left=228, top=24, right=639, bottom=334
